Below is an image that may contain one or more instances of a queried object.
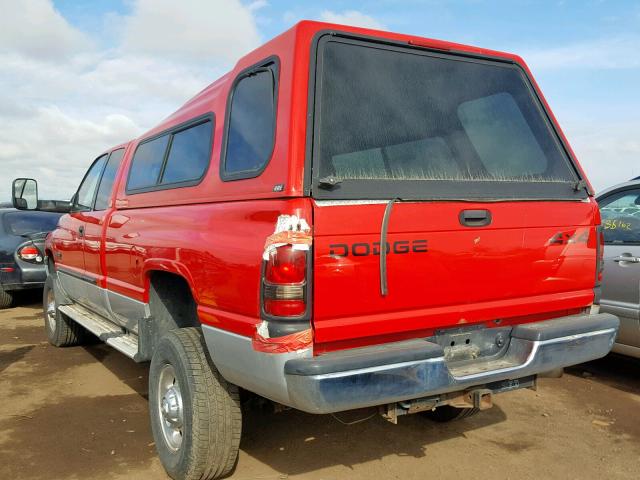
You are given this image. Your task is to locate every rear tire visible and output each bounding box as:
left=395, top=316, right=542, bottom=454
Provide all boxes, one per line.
left=149, top=328, right=241, bottom=480
left=423, top=405, right=480, bottom=422
left=43, top=275, right=85, bottom=347
left=0, top=286, right=13, bottom=309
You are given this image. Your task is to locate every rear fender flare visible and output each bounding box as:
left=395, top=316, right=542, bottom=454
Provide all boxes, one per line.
left=141, top=259, right=198, bottom=304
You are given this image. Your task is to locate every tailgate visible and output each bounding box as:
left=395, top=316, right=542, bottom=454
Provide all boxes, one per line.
left=312, top=200, right=597, bottom=345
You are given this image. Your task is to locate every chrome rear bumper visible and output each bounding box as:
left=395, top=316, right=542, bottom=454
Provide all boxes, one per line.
left=203, top=313, right=618, bottom=414
left=284, top=313, right=619, bottom=413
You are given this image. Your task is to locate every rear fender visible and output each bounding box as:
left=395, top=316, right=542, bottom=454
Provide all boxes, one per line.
left=142, top=259, right=198, bottom=304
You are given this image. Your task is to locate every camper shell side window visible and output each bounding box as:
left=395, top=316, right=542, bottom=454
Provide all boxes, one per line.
left=220, top=57, right=279, bottom=181
left=125, top=114, right=214, bottom=195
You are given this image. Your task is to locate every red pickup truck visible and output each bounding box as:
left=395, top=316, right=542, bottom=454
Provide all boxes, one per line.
left=12, top=21, right=618, bottom=480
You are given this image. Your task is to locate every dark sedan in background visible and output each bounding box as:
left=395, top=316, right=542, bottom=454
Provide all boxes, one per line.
left=0, top=208, right=62, bottom=308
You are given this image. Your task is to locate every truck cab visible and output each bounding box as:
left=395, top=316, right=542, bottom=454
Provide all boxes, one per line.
left=13, top=21, right=618, bottom=480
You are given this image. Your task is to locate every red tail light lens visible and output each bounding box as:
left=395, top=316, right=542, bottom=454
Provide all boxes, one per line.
left=18, top=245, right=42, bottom=263
left=264, top=299, right=306, bottom=316
left=263, top=245, right=308, bottom=318
left=265, top=246, right=306, bottom=284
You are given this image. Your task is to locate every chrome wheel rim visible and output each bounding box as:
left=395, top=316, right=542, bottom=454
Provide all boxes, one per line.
left=46, top=289, right=56, bottom=333
left=157, top=364, right=184, bottom=451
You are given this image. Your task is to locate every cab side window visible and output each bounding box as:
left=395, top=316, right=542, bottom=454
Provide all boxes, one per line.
left=599, top=189, right=640, bottom=244
left=222, top=61, right=278, bottom=180
left=94, top=148, right=125, bottom=211
left=161, top=120, right=212, bottom=185
left=127, top=135, right=170, bottom=191
left=126, top=117, right=213, bottom=193
left=74, top=155, right=107, bottom=212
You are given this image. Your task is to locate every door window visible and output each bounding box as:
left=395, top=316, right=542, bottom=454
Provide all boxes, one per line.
left=94, top=149, right=125, bottom=211
left=74, top=155, right=108, bottom=211
left=599, top=189, right=640, bottom=244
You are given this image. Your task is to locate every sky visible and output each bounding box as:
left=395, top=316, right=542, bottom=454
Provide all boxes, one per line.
left=0, top=0, right=638, bottom=201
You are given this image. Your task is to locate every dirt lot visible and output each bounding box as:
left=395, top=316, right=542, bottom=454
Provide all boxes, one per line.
left=1, top=294, right=639, bottom=480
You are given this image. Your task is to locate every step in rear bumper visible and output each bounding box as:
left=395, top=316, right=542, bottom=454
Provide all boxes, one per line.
left=283, top=313, right=618, bottom=413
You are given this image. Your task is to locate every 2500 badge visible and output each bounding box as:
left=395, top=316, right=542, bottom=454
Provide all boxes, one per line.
left=329, top=240, right=428, bottom=257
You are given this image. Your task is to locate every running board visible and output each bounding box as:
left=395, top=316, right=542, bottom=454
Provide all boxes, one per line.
left=59, top=304, right=140, bottom=360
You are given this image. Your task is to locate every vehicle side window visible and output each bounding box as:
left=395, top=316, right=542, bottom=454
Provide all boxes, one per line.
left=127, top=135, right=170, bottom=191
left=75, top=155, right=108, bottom=212
left=94, top=148, right=125, bottom=211
left=160, top=120, right=212, bottom=185
left=222, top=63, right=277, bottom=179
left=126, top=117, right=214, bottom=193
left=599, top=189, right=640, bottom=244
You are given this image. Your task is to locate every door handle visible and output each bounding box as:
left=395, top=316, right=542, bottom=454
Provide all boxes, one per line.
left=78, top=226, right=85, bottom=237
left=459, top=209, right=492, bottom=227
left=613, top=255, right=640, bottom=263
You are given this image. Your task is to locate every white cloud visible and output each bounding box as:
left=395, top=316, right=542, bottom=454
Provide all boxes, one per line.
left=0, top=0, right=91, bottom=60
left=247, top=0, right=269, bottom=12
left=0, top=107, right=141, bottom=201
left=564, top=120, right=640, bottom=193
left=122, top=0, right=261, bottom=62
left=319, top=10, right=386, bottom=30
left=0, top=0, right=262, bottom=201
left=0, top=47, right=213, bottom=200
left=523, top=35, right=640, bottom=71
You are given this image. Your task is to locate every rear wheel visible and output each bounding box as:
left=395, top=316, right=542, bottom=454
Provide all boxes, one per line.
left=149, top=328, right=241, bottom=480
left=0, top=286, right=13, bottom=309
left=43, top=275, right=85, bottom=347
left=423, top=405, right=480, bottom=422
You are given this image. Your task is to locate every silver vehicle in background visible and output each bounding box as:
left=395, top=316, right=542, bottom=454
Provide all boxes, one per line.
left=597, top=179, right=640, bottom=358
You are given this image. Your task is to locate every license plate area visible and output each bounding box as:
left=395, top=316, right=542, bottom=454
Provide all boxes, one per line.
left=429, top=325, right=512, bottom=364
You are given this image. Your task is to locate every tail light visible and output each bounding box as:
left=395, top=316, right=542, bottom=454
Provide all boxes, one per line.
left=595, top=226, right=604, bottom=286
left=262, top=245, right=307, bottom=318
left=18, top=245, right=43, bottom=263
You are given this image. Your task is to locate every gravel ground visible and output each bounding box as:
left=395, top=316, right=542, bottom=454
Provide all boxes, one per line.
left=1, top=292, right=639, bottom=480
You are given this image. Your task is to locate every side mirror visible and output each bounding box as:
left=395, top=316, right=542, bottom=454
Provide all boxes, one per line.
left=12, top=178, right=38, bottom=210
left=69, top=193, right=78, bottom=212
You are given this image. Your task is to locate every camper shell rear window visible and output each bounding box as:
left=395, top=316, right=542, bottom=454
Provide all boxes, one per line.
left=309, top=35, right=586, bottom=201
